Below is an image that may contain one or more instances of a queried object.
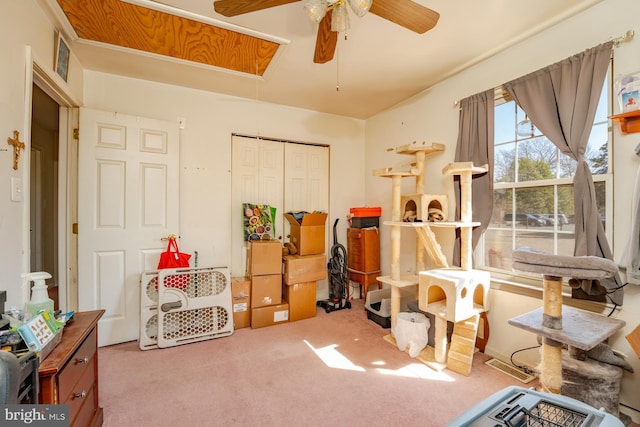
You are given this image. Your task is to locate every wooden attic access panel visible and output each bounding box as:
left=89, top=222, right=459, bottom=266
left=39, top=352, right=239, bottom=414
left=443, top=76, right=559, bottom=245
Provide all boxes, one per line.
left=56, top=0, right=281, bottom=76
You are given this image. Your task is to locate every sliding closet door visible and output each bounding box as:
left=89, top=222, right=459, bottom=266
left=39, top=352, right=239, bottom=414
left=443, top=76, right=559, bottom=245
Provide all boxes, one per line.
left=230, top=136, right=284, bottom=277
left=231, top=137, right=330, bottom=280
left=284, top=143, right=330, bottom=299
left=284, top=143, right=329, bottom=214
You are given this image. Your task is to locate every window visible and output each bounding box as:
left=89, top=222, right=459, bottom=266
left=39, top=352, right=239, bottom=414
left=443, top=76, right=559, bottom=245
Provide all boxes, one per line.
left=480, top=72, right=612, bottom=278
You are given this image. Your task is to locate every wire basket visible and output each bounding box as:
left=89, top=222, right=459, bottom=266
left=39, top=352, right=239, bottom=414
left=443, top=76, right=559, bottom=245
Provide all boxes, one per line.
left=498, top=400, right=589, bottom=427
left=522, top=401, right=588, bottom=427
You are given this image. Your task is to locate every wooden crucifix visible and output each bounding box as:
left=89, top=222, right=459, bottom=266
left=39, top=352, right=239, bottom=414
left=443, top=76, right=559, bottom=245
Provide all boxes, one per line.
left=7, top=130, right=25, bottom=170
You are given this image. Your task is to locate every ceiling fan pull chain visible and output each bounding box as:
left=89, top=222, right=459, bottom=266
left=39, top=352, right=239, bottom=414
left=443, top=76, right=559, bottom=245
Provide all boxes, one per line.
left=336, top=43, right=340, bottom=91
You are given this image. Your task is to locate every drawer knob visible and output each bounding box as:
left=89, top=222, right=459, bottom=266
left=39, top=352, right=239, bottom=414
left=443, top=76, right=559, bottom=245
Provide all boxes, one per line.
left=75, top=390, right=87, bottom=399
left=76, top=356, right=89, bottom=364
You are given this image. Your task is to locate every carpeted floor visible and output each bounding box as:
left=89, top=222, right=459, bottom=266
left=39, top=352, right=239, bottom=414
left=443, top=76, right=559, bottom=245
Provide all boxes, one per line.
left=98, top=298, right=632, bottom=426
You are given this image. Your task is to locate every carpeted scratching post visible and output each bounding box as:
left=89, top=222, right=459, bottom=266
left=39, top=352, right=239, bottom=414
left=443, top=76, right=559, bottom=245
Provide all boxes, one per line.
left=561, top=352, right=623, bottom=417
left=508, top=248, right=626, bottom=407
left=540, top=274, right=563, bottom=393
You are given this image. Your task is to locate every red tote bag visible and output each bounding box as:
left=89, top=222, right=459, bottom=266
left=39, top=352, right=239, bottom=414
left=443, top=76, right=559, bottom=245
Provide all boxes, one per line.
left=158, top=237, right=191, bottom=270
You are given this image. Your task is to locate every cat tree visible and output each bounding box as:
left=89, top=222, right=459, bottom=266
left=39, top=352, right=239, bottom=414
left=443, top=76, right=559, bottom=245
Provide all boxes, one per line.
left=374, top=141, right=490, bottom=375
left=509, top=248, right=627, bottom=416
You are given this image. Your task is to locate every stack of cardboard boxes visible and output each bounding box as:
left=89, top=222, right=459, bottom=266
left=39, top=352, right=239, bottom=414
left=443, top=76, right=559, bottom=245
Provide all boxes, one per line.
left=283, top=212, right=328, bottom=322
left=231, top=212, right=328, bottom=330
left=247, top=240, right=289, bottom=328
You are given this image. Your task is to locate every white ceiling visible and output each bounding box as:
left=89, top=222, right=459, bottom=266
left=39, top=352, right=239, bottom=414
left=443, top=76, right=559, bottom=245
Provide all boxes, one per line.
left=60, top=0, right=604, bottom=119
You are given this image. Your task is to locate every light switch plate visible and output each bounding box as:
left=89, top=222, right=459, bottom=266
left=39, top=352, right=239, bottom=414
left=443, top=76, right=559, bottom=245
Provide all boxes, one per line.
left=11, top=177, right=22, bottom=202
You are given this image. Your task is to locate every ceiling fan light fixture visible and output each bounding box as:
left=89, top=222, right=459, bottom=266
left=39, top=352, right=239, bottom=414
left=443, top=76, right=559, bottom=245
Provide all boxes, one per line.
left=347, top=0, right=372, bottom=17
left=304, top=0, right=329, bottom=23
left=331, top=2, right=350, bottom=32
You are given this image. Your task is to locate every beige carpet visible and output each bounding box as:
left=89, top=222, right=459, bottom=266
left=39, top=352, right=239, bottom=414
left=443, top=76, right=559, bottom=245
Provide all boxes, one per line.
left=98, top=298, right=593, bottom=426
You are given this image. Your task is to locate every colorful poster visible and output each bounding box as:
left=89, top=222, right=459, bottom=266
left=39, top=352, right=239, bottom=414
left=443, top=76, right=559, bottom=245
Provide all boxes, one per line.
left=243, top=203, right=276, bottom=241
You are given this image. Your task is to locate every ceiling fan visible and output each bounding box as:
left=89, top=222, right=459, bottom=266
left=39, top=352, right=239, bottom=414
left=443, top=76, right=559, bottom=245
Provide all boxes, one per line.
left=213, top=0, right=439, bottom=64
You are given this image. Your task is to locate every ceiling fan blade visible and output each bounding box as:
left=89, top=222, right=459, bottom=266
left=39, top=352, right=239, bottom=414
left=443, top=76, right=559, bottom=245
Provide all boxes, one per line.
left=313, top=10, right=338, bottom=64
left=213, top=0, right=300, bottom=17
left=369, top=0, right=439, bottom=34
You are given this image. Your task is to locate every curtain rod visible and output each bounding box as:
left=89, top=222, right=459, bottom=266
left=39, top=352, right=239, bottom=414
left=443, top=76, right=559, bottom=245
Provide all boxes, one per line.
left=453, top=29, right=635, bottom=107
left=612, top=29, right=635, bottom=47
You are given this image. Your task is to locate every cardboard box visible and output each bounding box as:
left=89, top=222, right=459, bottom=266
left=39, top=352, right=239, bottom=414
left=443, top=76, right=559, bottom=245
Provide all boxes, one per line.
left=283, top=254, right=327, bottom=285
left=251, top=302, right=289, bottom=329
left=251, top=274, right=282, bottom=308
left=231, top=277, right=251, bottom=329
left=284, top=281, right=317, bottom=322
left=284, top=212, right=327, bottom=256
left=247, top=240, right=283, bottom=277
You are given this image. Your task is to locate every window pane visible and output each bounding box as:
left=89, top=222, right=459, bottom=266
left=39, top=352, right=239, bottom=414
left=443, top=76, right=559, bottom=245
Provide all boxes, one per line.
left=515, top=187, right=554, bottom=220
left=495, top=143, right=515, bottom=183
left=595, top=181, right=606, bottom=231
left=516, top=141, right=556, bottom=182
left=486, top=185, right=578, bottom=271
left=594, top=75, right=609, bottom=123
left=558, top=149, right=577, bottom=179
left=587, top=123, right=608, bottom=174
left=484, top=228, right=512, bottom=270
left=495, top=102, right=515, bottom=144
left=515, top=229, right=554, bottom=254
left=491, top=189, right=510, bottom=226
left=558, top=184, right=574, bottom=226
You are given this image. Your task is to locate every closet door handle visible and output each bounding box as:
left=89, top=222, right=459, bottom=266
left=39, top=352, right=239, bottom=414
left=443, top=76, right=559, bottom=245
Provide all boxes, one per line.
left=75, top=390, right=87, bottom=399
left=76, top=356, right=89, bottom=364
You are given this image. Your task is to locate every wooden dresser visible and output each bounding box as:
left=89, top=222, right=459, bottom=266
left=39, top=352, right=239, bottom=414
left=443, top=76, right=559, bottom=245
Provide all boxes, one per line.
left=39, top=310, right=105, bottom=427
left=346, top=227, right=381, bottom=299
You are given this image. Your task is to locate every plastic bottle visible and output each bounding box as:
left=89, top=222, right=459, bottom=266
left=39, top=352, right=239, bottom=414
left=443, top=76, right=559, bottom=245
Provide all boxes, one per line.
left=23, top=272, right=54, bottom=319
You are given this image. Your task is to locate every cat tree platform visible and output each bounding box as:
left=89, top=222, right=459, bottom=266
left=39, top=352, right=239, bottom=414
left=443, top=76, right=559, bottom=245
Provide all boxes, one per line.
left=508, top=306, right=625, bottom=351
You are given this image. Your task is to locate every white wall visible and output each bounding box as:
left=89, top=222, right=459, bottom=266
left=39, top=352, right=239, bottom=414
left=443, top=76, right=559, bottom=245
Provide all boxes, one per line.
left=0, top=1, right=83, bottom=312
left=366, top=0, right=640, bottom=420
left=83, top=72, right=366, bottom=299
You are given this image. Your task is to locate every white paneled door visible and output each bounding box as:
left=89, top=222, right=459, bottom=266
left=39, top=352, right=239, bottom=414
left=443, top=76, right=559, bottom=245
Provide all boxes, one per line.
left=231, top=135, right=284, bottom=278
left=284, top=143, right=329, bottom=212
left=284, top=143, right=330, bottom=246
left=78, top=108, right=180, bottom=346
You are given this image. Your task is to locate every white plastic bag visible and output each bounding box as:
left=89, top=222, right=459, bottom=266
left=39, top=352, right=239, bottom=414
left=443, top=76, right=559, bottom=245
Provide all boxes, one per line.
left=392, top=312, right=430, bottom=358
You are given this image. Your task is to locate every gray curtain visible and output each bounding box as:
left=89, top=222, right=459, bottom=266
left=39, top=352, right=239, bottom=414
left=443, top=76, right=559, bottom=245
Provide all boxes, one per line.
left=503, top=41, right=623, bottom=305
left=453, top=89, right=494, bottom=267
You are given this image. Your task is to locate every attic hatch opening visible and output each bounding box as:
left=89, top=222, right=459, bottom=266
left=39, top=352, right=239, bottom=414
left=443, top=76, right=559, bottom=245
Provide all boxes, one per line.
left=56, top=0, right=290, bottom=77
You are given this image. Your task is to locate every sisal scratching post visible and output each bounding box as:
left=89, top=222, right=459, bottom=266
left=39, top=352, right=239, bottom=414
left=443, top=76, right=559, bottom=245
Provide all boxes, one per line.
left=458, top=169, right=473, bottom=271
left=390, top=175, right=402, bottom=326
left=540, top=275, right=563, bottom=394
left=434, top=314, right=448, bottom=363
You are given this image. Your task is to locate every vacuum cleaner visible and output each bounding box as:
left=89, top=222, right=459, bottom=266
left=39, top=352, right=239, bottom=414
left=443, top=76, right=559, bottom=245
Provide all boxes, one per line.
left=317, top=218, right=351, bottom=313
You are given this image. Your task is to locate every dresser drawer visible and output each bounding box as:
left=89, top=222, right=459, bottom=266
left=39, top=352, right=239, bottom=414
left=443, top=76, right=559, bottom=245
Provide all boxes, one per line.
left=58, top=329, right=97, bottom=403
left=63, top=367, right=96, bottom=427
left=71, top=385, right=97, bottom=427
left=347, top=228, right=380, bottom=272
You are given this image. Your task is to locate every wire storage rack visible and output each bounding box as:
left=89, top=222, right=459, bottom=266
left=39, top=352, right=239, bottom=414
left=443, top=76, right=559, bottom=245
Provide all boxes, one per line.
left=445, top=386, right=624, bottom=427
